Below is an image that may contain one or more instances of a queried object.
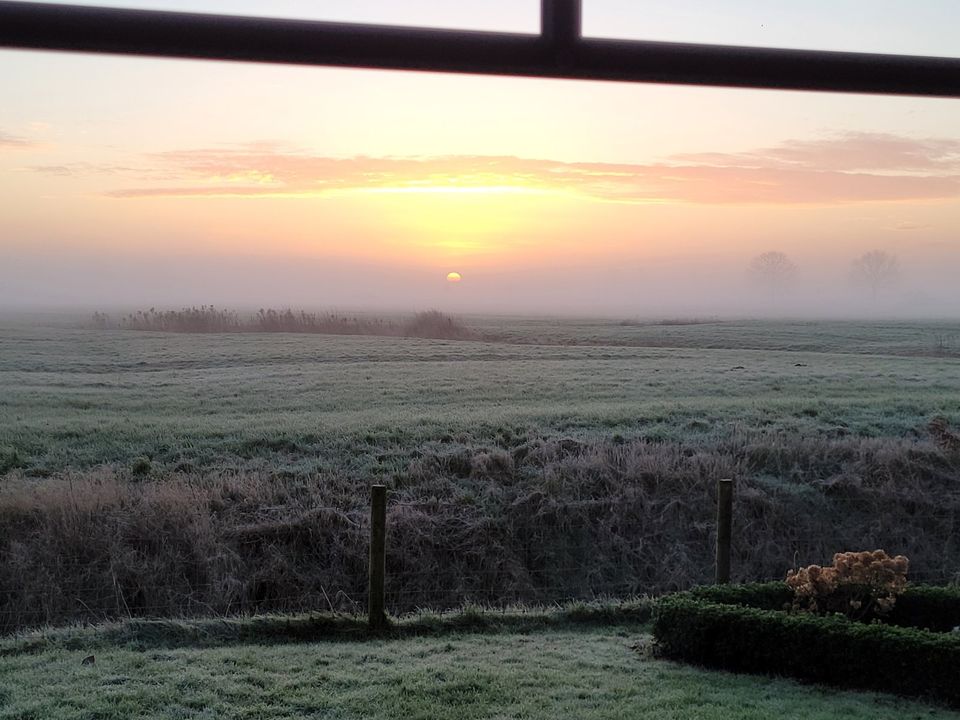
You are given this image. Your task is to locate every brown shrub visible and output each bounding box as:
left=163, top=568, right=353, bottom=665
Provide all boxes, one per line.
left=929, top=416, right=960, bottom=453
left=786, top=550, right=909, bottom=619
left=402, top=310, right=479, bottom=341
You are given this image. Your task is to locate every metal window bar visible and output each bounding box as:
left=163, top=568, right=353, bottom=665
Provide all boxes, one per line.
left=1, top=0, right=959, bottom=97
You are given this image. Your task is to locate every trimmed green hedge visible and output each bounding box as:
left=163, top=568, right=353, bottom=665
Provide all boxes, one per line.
left=890, top=585, right=960, bottom=632
left=688, top=581, right=791, bottom=611
left=654, top=585, right=960, bottom=707
left=688, top=581, right=960, bottom=631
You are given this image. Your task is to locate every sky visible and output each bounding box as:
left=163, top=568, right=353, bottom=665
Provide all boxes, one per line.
left=2, top=1, right=960, bottom=317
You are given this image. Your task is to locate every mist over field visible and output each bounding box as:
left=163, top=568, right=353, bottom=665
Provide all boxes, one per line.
left=2, top=248, right=958, bottom=319
left=4, top=50, right=960, bottom=320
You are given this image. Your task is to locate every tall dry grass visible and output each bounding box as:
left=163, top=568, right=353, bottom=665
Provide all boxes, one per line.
left=111, top=307, right=479, bottom=340
left=2, top=431, right=959, bottom=633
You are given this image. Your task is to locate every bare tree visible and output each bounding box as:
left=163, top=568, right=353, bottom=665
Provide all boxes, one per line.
left=748, top=251, right=798, bottom=295
left=851, top=250, right=899, bottom=301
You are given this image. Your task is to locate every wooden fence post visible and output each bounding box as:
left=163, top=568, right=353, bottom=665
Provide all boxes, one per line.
left=716, top=478, right=733, bottom=584
left=368, top=484, right=387, bottom=630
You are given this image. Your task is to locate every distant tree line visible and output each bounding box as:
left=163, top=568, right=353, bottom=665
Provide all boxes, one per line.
left=748, top=249, right=900, bottom=301
left=850, top=250, right=900, bottom=301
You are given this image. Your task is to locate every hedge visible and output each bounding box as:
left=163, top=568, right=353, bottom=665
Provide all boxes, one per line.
left=688, top=581, right=791, bottom=611
left=654, top=587, right=960, bottom=707
left=688, top=581, right=960, bottom=631
left=890, top=585, right=960, bottom=632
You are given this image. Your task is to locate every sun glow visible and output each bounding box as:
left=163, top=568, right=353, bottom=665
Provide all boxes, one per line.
left=357, top=184, right=549, bottom=196
left=364, top=187, right=577, bottom=264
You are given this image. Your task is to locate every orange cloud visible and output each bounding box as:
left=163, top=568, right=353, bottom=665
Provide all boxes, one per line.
left=890, top=221, right=933, bottom=231
left=75, top=133, right=960, bottom=205
left=31, top=162, right=142, bottom=176
left=673, top=132, right=960, bottom=172
left=0, top=131, right=35, bottom=149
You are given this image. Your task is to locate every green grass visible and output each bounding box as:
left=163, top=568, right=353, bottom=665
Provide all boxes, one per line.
left=0, top=601, right=655, bottom=653
left=2, top=625, right=958, bottom=719
left=473, top=315, right=960, bottom=357
left=3, top=317, right=960, bottom=715
left=3, top=316, right=960, bottom=630
left=2, top=318, right=959, bottom=476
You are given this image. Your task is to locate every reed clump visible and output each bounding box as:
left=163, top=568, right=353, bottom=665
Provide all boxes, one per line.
left=113, top=307, right=478, bottom=340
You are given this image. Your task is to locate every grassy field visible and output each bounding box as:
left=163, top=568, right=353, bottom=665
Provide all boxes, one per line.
left=1, top=314, right=959, bottom=631
left=2, top=317, right=959, bottom=477
left=2, top=622, right=958, bottom=719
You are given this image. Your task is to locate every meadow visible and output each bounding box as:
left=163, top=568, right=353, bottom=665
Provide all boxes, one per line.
left=2, top=316, right=958, bottom=477
left=1, top=314, right=959, bottom=632
left=4, top=618, right=959, bottom=720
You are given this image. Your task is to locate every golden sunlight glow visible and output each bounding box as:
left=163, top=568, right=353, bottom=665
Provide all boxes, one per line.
left=357, top=185, right=551, bottom=196
left=369, top=190, right=570, bottom=264
left=5, top=51, right=959, bottom=303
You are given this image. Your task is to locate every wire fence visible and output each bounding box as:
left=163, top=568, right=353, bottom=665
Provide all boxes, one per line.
left=383, top=496, right=699, bottom=615
left=1, top=488, right=958, bottom=633
left=770, top=511, right=960, bottom=586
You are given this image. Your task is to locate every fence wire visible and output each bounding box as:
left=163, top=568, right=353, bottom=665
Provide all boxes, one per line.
left=1, top=496, right=958, bottom=633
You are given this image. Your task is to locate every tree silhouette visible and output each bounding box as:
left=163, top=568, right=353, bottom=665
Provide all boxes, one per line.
left=851, top=250, right=899, bottom=302
left=748, top=251, right=798, bottom=295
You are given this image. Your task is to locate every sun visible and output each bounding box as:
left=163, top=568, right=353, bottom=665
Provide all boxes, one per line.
left=446, top=272, right=462, bottom=283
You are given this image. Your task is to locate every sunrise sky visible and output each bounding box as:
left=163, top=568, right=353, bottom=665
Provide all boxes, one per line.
left=2, top=1, right=960, bottom=316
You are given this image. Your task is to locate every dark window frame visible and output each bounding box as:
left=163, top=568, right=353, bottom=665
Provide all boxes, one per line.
left=1, top=0, right=959, bottom=97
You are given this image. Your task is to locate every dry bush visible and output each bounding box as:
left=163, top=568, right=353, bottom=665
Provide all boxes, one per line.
left=0, top=471, right=369, bottom=632
left=402, top=310, right=479, bottom=341
left=929, top=416, right=960, bottom=453
left=786, top=550, right=909, bottom=620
